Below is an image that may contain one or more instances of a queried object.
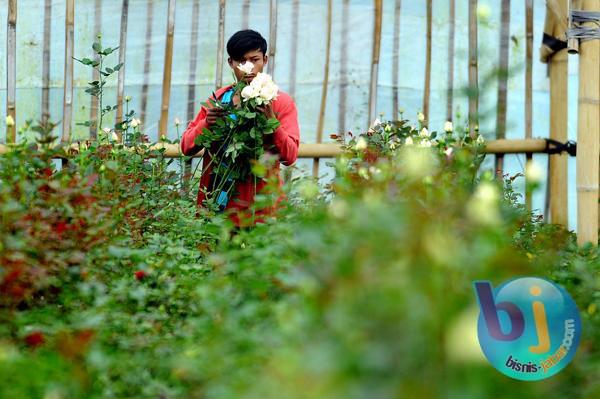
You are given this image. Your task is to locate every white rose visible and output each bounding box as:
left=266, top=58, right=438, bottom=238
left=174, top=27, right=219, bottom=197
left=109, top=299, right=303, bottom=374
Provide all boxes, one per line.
left=237, top=61, right=254, bottom=75
left=5, top=115, right=15, bottom=127
left=405, top=136, right=414, bottom=146
left=420, top=139, right=432, bottom=148
left=444, top=147, right=453, bottom=157
left=174, top=117, right=181, bottom=126
left=444, top=121, right=453, bottom=133
left=418, top=112, right=425, bottom=123
left=241, top=85, right=259, bottom=101
left=354, top=136, right=368, bottom=151
left=250, top=72, right=270, bottom=89
left=111, top=132, right=119, bottom=142
left=130, top=118, right=140, bottom=128
left=259, top=83, right=279, bottom=102
left=525, top=160, right=543, bottom=183
left=419, top=127, right=430, bottom=138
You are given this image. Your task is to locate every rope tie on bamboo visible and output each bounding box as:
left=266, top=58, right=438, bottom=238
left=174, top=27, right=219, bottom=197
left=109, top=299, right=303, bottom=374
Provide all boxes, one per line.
left=544, top=139, right=577, bottom=156
left=567, top=10, right=600, bottom=41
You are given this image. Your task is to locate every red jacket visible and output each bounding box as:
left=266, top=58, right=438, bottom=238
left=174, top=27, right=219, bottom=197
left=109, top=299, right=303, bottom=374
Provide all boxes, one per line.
left=181, top=84, right=300, bottom=227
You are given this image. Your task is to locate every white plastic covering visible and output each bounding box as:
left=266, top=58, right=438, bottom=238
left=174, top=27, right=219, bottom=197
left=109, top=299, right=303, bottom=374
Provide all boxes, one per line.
left=0, top=0, right=581, bottom=229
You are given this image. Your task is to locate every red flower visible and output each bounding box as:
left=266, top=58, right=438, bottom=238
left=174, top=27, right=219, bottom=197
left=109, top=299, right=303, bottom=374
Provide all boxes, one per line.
left=41, top=167, right=53, bottom=178
left=134, top=270, right=146, bottom=281
left=24, top=331, right=45, bottom=348
left=54, top=221, right=68, bottom=235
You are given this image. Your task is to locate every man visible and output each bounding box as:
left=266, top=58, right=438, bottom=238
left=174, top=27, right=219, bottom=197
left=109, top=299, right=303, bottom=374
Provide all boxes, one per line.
left=181, top=29, right=300, bottom=228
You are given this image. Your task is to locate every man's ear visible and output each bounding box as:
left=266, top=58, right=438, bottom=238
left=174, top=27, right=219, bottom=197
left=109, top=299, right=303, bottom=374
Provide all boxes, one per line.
left=263, top=54, right=268, bottom=65
left=227, top=57, right=232, bottom=67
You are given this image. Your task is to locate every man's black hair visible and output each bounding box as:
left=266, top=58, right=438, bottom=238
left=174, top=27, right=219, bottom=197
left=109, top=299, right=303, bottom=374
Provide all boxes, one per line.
left=226, top=29, right=267, bottom=61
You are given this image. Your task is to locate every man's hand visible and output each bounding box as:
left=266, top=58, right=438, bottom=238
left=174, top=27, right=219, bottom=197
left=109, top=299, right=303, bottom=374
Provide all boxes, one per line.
left=257, top=103, right=277, bottom=120
left=206, top=107, right=227, bottom=127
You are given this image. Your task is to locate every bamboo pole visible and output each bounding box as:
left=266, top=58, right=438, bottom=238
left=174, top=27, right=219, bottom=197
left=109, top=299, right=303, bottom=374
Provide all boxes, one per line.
left=62, top=0, right=74, bottom=143
left=338, top=0, right=349, bottom=134
left=6, top=0, right=17, bottom=143
left=187, top=0, right=201, bottom=123
left=116, top=0, right=130, bottom=137
left=548, top=0, right=569, bottom=226
left=446, top=0, right=455, bottom=122
left=242, top=0, right=251, bottom=29
left=141, top=0, right=155, bottom=125
left=42, top=0, right=52, bottom=125
left=525, top=0, right=534, bottom=211
left=158, top=0, right=176, bottom=138
left=368, top=0, right=383, bottom=127
left=0, top=139, right=561, bottom=159
left=313, top=0, right=332, bottom=179
left=468, top=0, right=479, bottom=139
left=90, top=0, right=102, bottom=138
left=576, top=0, right=599, bottom=245
left=267, top=0, right=277, bottom=76
left=423, top=0, right=432, bottom=126
left=289, top=0, right=299, bottom=100
left=392, top=0, right=402, bottom=119
left=216, top=0, right=226, bottom=89
left=495, top=0, right=510, bottom=176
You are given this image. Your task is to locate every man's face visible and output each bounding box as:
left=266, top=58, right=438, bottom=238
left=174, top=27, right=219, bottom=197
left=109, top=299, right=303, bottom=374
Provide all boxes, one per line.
left=228, top=49, right=267, bottom=83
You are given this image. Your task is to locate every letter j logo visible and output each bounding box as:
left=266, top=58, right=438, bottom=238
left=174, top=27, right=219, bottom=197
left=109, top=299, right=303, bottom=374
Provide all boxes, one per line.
left=473, top=277, right=581, bottom=381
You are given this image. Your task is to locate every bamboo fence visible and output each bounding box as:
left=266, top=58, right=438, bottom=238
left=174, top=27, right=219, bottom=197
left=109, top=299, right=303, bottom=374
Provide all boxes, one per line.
left=2, top=0, right=595, bottom=245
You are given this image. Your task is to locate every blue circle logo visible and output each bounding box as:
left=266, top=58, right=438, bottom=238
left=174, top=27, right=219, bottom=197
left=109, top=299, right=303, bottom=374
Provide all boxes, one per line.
left=473, top=277, right=581, bottom=380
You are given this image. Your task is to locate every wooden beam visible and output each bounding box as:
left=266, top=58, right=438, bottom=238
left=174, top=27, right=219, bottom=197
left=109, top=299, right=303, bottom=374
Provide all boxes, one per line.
left=468, top=0, right=479, bottom=139
left=423, top=0, right=432, bottom=126
left=116, top=0, right=130, bottom=136
left=7, top=0, right=17, bottom=143
left=368, top=0, right=383, bottom=127
left=338, top=0, right=349, bottom=133
left=267, top=0, right=277, bottom=76
left=42, top=0, right=52, bottom=125
left=158, top=0, right=176, bottom=138
left=0, top=139, right=557, bottom=159
left=216, top=0, right=226, bottom=89
left=314, top=0, right=332, bottom=178
left=446, top=0, right=455, bottom=122
left=62, top=0, right=75, bottom=143
left=576, top=0, right=600, bottom=245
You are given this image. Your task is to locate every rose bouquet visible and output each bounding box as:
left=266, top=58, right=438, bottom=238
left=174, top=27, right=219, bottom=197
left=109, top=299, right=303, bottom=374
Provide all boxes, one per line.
left=194, top=62, right=281, bottom=211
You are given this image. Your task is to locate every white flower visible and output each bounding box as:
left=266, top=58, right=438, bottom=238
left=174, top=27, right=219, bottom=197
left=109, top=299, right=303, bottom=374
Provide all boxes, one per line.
left=354, top=136, right=368, bottom=151
left=130, top=118, right=140, bottom=128
left=111, top=131, right=119, bottom=142
left=525, top=160, right=543, bottom=183
left=444, top=147, right=453, bottom=157
left=241, top=85, right=259, bottom=101
left=125, top=95, right=131, bottom=102
left=370, top=118, right=381, bottom=129
left=259, top=83, right=279, bottom=102
left=417, top=112, right=425, bottom=123
left=389, top=141, right=397, bottom=150
left=174, top=117, right=181, bottom=126
left=477, top=4, right=491, bottom=20
left=444, top=121, right=453, bottom=133
left=419, top=139, right=432, bottom=148
left=419, top=128, right=430, bottom=138
left=103, top=127, right=111, bottom=134
left=405, top=136, right=414, bottom=146
left=467, top=181, right=501, bottom=225
left=476, top=134, right=485, bottom=145
left=5, top=115, right=15, bottom=127
left=399, top=146, right=438, bottom=179
left=237, top=61, right=254, bottom=75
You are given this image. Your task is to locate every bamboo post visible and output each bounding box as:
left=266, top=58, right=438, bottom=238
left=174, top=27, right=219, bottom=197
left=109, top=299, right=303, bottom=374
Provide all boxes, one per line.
left=42, top=0, right=52, bottom=125
left=289, top=0, right=300, bottom=100
left=368, top=0, right=383, bottom=127
left=242, top=0, right=251, bottom=29
left=468, top=0, right=479, bottom=139
left=338, top=0, right=349, bottom=133
left=423, top=0, right=432, bottom=126
left=159, top=0, right=176, bottom=138
left=267, top=0, right=277, bottom=76
left=141, top=0, right=155, bottom=125
left=116, top=0, right=130, bottom=138
left=62, top=0, right=74, bottom=143
left=392, top=0, right=402, bottom=119
left=576, top=0, right=600, bottom=245
left=525, top=0, right=533, bottom=211
left=216, top=0, right=226, bottom=89
left=495, top=0, right=510, bottom=176
left=548, top=0, right=569, bottom=226
left=313, top=0, right=332, bottom=179
left=6, top=0, right=17, bottom=143
left=446, top=0, right=455, bottom=122
left=90, top=0, right=102, bottom=137
left=185, top=0, right=201, bottom=185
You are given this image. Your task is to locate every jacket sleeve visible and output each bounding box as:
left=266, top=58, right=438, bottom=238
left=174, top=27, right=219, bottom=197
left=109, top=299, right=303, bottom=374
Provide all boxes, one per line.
left=270, top=98, right=300, bottom=166
left=181, top=94, right=216, bottom=156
